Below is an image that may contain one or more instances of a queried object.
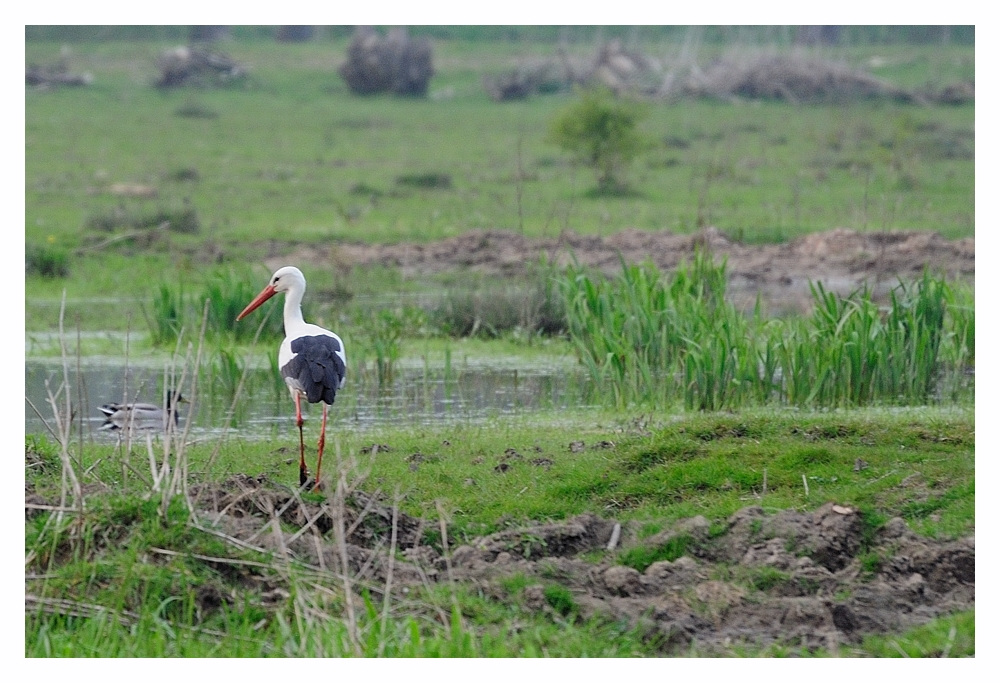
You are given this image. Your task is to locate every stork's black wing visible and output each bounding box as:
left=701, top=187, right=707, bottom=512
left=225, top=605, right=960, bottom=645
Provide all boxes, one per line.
left=283, top=335, right=347, bottom=404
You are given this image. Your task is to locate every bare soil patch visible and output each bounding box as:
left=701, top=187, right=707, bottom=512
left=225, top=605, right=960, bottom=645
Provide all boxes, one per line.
left=188, top=474, right=975, bottom=655
left=274, top=227, right=974, bottom=315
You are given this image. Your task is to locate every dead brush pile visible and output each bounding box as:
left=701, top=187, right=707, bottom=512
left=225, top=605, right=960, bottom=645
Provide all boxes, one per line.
left=155, top=45, right=247, bottom=88
left=681, top=53, right=914, bottom=104
left=338, top=26, right=434, bottom=97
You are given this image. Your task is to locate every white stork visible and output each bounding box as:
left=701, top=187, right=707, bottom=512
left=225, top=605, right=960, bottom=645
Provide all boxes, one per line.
left=237, top=266, right=347, bottom=488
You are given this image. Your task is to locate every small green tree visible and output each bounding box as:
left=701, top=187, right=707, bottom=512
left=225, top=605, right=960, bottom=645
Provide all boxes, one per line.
left=548, top=87, right=650, bottom=194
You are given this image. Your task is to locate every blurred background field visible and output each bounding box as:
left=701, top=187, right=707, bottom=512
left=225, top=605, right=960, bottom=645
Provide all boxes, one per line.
left=25, top=26, right=974, bottom=337
left=26, top=26, right=974, bottom=248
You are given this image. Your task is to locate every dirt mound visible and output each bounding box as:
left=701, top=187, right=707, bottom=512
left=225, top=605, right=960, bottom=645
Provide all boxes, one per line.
left=188, top=475, right=975, bottom=654
left=275, top=227, right=974, bottom=315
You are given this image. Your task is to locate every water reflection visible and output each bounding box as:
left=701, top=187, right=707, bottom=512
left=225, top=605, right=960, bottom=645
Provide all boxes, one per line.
left=25, top=358, right=593, bottom=439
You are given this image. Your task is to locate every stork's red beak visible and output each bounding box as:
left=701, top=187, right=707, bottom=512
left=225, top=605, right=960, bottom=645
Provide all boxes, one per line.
left=237, top=284, right=277, bottom=321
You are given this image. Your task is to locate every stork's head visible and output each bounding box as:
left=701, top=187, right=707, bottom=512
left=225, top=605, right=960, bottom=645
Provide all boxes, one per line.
left=236, top=265, right=306, bottom=321
left=268, top=266, right=306, bottom=292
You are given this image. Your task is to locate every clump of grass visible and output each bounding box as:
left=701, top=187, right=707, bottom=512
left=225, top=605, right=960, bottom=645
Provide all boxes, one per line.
left=173, top=99, right=219, bottom=119
left=26, top=243, right=70, bottom=278
left=353, top=306, right=427, bottom=386
left=776, top=271, right=957, bottom=407
left=348, top=182, right=385, bottom=198
left=623, top=437, right=706, bottom=472
left=429, top=287, right=563, bottom=339
left=165, top=166, right=200, bottom=182
left=394, top=172, right=452, bottom=189
left=210, top=347, right=244, bottom=397
left=542, top=584, right=577, bottom=617
left=85, top=203, right=200, bottom=234
left=429, top=262, right=566, bottom=340
left=201, top=271, right=279, bottom=342
left=618, top=534, right=692, bottom=572
left=144, top=270, right=285, bottom=347
left=562, top=249, right=765, bottom=409
left=745, top=566, right=790, bottom=592
left=146, top=283, right=185, bottom=346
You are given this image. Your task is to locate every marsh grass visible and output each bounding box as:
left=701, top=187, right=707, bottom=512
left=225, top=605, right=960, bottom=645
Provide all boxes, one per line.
left=146, top=283, right=185, bottom=346
left=351, top=306, right=428, bottom=386
left=144, top=270, right=285, bottom=347
left=562, top=254, right=973, bottom=410
left=428, top=272, right=566, bottom=340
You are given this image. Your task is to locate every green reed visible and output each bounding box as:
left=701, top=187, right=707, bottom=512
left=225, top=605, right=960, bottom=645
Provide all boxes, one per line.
left=561, top=256, right=972, bottom=410
left=202, top=271, right=280, bottom=342
left=145, top=271, right=285, bottom=346
left=145, top=283, right=185, bottom=346
left=352, top=306, right=427, bottom=387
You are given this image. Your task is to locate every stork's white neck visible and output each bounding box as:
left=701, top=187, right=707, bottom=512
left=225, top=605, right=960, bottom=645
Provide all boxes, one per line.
left=283, top=282, right=307, bottom=332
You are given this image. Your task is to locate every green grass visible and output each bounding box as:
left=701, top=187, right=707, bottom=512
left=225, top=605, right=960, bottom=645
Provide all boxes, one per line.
left=854, top=610, right=974, bottom=657
left=618, top=534, right=693, bottom=572
left=26, top=40, right=974, bottom=258
left=25, top=406, right=973, bottom=656
left=27, top=407, right=976, bottom=543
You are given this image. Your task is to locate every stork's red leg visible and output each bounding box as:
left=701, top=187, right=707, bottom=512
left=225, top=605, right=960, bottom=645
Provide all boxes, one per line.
left=295, top=393, right=307, bottom=487
left=315, top=403, right=328, bottom=488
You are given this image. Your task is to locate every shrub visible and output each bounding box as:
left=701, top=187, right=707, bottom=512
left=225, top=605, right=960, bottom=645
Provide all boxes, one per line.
left=548, top=86, right=651, bottom=193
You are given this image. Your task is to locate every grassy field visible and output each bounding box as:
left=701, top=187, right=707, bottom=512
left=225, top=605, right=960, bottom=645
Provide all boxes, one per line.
left=26, top=38, right=974, bottom=255
left=26, top=405, right=974, bottom=657
left=25, top=33, right=975, bottom=658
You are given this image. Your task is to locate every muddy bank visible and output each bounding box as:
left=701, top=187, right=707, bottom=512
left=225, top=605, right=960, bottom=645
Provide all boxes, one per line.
left=190, top=474, right=975, bottom=655
left=270, top=227, right=975, bottom=314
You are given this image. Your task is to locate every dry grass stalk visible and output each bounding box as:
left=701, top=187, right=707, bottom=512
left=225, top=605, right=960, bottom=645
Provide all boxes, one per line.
left=47, top=292, right=82, bottom=519
left=606, top=522, right=622, bottom=551
left=378, top=486, right=401, bottom=657
left=435, top=500, right=465, bottom=633
left=330, top=442, right=361, bottom=655
left=148, top=546, right=275, bottom=570
left=163, top=298, right=210, bottom=514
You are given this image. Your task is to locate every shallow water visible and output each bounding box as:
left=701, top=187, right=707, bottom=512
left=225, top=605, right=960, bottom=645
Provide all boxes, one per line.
left=25, top=356, right=595, bottom=441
